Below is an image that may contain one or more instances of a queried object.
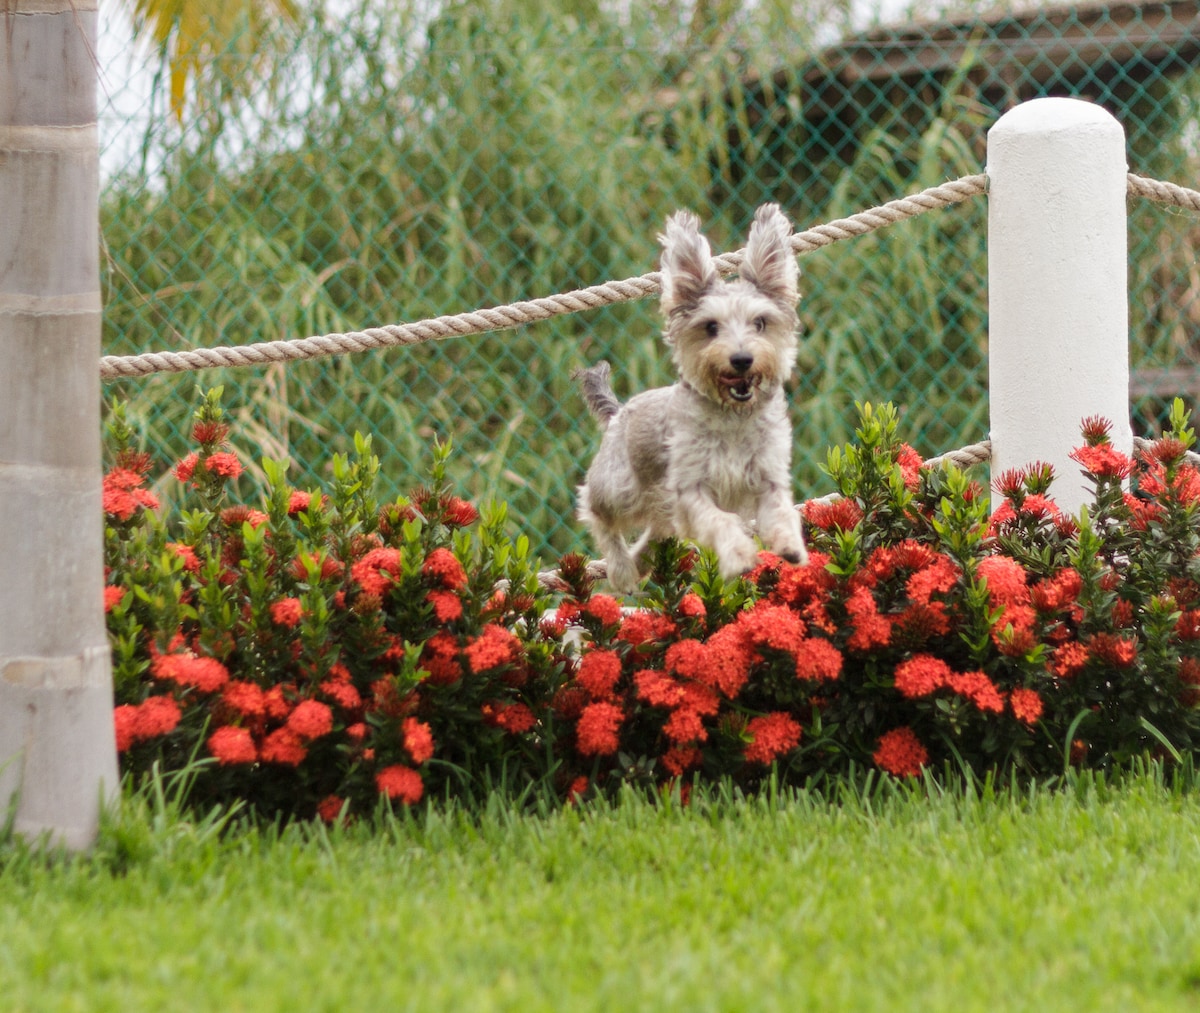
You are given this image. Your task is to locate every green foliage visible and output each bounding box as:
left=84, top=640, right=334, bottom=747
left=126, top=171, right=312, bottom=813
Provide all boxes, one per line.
left=103, top=390, right=1200, bottom=823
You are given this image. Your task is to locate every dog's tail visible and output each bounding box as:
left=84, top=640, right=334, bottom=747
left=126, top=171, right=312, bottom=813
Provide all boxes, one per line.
left=573, top=361, right=621, bottom=427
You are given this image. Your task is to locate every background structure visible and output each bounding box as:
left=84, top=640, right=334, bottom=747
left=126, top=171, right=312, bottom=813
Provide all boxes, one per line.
left=99, top=0, right=1200, bottom=562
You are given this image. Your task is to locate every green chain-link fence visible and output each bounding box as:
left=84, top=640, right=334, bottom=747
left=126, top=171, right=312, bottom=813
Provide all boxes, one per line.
left=99, top=0, right=1200, bottom=563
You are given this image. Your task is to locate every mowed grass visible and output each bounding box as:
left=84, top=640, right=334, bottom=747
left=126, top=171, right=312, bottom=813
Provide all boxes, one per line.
left=4, top=773, right=1200, bottom=1011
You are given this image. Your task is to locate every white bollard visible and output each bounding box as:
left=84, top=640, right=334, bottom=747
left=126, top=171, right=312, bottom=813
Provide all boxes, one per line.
left=986, top=98, right=1133, bottom=513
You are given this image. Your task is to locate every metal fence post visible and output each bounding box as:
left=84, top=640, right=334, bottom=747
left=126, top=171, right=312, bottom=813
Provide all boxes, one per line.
left=0, top=1, right=118, bottom=850
left=986, top=97, right=1133, bottom=512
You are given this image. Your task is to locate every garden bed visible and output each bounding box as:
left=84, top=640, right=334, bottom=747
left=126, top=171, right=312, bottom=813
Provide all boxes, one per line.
left=104, top=389, right=1200, bottom=821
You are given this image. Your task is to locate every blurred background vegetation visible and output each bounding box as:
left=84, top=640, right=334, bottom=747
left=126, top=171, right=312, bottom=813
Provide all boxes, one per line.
left=101, top=0, right=1200, bottom=562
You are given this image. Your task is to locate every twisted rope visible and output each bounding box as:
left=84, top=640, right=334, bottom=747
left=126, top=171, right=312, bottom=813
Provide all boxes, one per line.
left=1127, top=173, right=1200, bottom=213
left=97, top=172, right=1200, bottom=382
left=99, top=175, right=988, bottom=381
left=923, top=440, right=992, bottom=470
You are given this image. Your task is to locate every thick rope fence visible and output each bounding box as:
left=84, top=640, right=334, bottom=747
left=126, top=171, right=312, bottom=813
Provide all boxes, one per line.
left=98, top=172, right=1200, bottom=382
left=98, top=165, right=1200, bottom=565
left=99, top=175, right=991, bottom=380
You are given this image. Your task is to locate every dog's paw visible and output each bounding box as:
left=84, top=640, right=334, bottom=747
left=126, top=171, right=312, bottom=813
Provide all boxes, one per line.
left=716, top=534, right=761, bottom=582
left=776, top=542, right=809, bottom=566
left=604, top=556, right=641, bottom=594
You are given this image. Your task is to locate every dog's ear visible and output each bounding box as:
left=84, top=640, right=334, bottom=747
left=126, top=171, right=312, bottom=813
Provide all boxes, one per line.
left=740, top=204, right=799, bottom=307
left=659, top=210, right=717, bottom=315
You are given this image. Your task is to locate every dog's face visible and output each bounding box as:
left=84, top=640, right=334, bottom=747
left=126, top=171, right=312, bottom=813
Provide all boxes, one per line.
left=659, top=204, right=800, bottom=412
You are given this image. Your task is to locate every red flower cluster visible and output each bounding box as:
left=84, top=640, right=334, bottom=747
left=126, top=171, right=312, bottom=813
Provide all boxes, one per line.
left=744, top=713, right=802, bottom=765
left=114, top=696, right=181, bottom=752
left=104, top=392, right=1200, bottom=816
left=873, top=726, right=928, bottom=777
left=102, top=468, right=160, bottom=522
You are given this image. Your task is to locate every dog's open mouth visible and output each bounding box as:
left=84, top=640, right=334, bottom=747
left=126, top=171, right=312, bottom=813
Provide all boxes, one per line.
left=718, top=374, right=757, bottom=403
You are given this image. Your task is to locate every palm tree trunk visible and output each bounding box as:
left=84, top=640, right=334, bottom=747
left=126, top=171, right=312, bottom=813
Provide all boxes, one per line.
left=0, top=0, right=118, bottom=850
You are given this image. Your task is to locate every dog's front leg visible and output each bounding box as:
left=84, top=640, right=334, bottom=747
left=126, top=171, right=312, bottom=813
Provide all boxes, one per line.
left=757, top=484, right=808, bottom=566
left=675, top=488, right=760, bottom=580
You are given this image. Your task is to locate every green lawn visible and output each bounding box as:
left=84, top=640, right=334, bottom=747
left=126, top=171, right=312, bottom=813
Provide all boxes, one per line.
left=4, top=774, right=1200, bottom=1011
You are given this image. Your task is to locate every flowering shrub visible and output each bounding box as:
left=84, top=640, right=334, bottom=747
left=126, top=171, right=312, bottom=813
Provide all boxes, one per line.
left=104, top=390, right=1200, bottom=819
left=105, top=388, right=569, bottom=821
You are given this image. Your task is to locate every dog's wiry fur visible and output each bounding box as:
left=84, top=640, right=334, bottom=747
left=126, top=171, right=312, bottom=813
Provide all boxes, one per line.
left=576, top=203, right=808, bottom=593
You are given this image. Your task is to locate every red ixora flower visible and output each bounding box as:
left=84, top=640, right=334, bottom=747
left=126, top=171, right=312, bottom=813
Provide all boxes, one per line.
left=441, top=496, right=479, bottom=528
left=402, top=716, right=435, bottom=764
left=895, top=443, right=923, bottom=489
left=617, top=610, right=677, bottom=647
left=1079, top=415, right=1113, bottom=445
left=1050, top=640, right=1089, bottom=678
left=191, top=419, right=230, bottom=446
left=893, top=654, right=952, bottom=698
left=260, top=727, right=307, bottom=767
left=203, top=451, right=243, bottom=479
left=103, top=584, right=128, bottom=613
left=695, top=624, right=754, bottom=699
left=804, top=497, right=863, bottom=531
left=287, top=490, right=314, bottom=515
left=223, top=680, right=267, bottom=718
left=270, top=597, right=304, bottom=628
left=351, top=547, right=403, bottom=597
left=873, top=726, right=929, bottom=777
left=174, top=452, right=199, bottom=483
left=737, top=603, right=807, bottom=654
left=845, top=585, right=891, bottom=652
left=976, top=555, right=1030, bottom=608
left=421, top=547, right=467, bottom=591
left=582, top=594, right=623, bottom=627
left=463, top=624, right=521, bottom=673
left=206, top=725, right=258, bottom=765
left=426, top=589, right=464, bottom=624
left=793, top=638, right=843, bottom=683
left=482, top=701, right=537, bottom=735
left=286, top=699, right=334, bottom=741
left=743, top=713, right=802, bottom=766
left=1009, top=687, right=1044, bottom=727
left=113, top=696, right=182, bottom=752
left=948, top=671, right=1005, bottom=714
left=168, top=542, right=202, bottom=574
left=576, top=649, right=623, bottom=700
left=993, top=468, right=1026, bottom=500
left=419, top=632, right=462, bottom=685
left=150, top=652, right=230, bottom=693
left=320, top=676, right=362, bottom=712
left=316, top=795, right=347, bottom=824
left=575, top=701, right=624, bottom=757
left=906, top=557, right=960, bottom=605
left=1089, top=632, right=1138, bottom=668
left=1069, top=443, right=1135, bottom=481
left=634, top=669, right=684, bottom=709
left=376, top=764, right=424, bottom=805
left=677, top=593, right=707, bottom=620
left=102, top=468, right=160, bottom=521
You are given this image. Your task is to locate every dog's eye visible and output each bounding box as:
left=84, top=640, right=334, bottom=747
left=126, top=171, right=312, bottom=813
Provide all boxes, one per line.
left=753, top=316, right=766, bottom=333
left=704, top=321, right=719, bottom=338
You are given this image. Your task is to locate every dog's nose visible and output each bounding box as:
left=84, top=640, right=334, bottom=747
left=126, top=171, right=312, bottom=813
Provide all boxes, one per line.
left=729, top=352, right=754, bottom=374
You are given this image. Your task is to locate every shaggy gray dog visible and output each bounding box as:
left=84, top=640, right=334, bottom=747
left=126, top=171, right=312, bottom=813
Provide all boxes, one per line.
left=576, top=204, right=807, bottom=592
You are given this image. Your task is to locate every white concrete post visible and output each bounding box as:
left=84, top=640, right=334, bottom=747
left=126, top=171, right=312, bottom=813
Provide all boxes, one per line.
left=986, top=98, right=1133, bottom=512
left=0, top=0, right=118, bottom=850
